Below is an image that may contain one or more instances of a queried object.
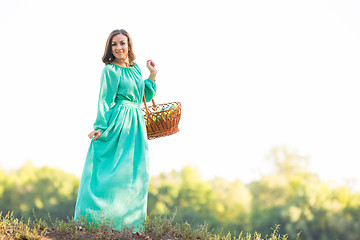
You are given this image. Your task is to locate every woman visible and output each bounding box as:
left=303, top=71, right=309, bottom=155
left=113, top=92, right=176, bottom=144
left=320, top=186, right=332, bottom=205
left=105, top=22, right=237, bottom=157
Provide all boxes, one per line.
left=74, top=29, right=157, bottom=232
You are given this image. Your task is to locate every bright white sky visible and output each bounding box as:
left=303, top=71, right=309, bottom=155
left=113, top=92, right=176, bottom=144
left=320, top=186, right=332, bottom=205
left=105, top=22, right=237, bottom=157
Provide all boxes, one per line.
left=1, top=0, right=360, bottom=190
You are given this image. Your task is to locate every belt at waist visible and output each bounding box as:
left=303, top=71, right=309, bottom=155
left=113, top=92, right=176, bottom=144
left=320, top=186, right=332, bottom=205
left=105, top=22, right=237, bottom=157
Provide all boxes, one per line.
left=115, top=100, right=141, bottom=109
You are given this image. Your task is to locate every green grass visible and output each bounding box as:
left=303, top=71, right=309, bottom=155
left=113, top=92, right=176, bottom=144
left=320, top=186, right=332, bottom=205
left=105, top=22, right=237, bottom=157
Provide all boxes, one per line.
left=0, top=211, right=299, bottom=240
left=0, top=211, right=47, bottom=240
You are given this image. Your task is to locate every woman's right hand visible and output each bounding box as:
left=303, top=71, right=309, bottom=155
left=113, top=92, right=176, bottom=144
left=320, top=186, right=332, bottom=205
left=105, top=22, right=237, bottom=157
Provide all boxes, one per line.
left=88, top=130, right=102, bottom=141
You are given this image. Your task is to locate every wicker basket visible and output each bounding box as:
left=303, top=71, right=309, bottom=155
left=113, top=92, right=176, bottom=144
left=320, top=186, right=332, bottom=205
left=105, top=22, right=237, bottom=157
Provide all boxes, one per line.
left=142, top=95, right=181, bottom=140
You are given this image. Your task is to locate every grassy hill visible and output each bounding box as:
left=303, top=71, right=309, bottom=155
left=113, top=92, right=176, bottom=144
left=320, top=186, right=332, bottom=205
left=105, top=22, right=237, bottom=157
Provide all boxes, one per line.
left=0, top=211, right=294, bottom=240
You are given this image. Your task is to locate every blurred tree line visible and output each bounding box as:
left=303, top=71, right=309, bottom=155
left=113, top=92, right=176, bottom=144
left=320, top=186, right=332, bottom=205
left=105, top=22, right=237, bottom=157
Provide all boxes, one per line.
left=1, top=146, right=360, bottom=239
left=0, top=161, right=79, bottom=220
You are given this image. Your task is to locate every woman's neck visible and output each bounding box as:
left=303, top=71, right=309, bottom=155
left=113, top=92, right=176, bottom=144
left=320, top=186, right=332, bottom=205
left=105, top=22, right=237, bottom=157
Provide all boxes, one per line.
left=112, top=58, right=129, bottom=67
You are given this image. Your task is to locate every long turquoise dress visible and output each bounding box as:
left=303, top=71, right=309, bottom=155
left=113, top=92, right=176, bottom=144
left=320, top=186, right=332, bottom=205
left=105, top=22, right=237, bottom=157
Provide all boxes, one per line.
left=74, top=63, right=156, bottom=232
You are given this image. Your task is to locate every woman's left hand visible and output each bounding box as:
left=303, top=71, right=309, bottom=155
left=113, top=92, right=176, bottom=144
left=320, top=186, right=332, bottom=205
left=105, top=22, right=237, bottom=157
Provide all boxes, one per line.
left=146, top=59, right=157, bottom=73
left=147, top=59, right=157, bottom=81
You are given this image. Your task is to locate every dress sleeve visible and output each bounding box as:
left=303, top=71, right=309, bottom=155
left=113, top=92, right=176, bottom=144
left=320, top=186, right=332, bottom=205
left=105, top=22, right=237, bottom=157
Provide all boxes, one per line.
left=144, top=79, right=157, bottom=102
left=93, top=66, right=119, bottom=132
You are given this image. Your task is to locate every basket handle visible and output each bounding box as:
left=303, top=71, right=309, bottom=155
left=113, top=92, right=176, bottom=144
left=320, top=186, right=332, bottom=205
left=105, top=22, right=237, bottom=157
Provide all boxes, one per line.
left=142, top=95, right=156, bottom=116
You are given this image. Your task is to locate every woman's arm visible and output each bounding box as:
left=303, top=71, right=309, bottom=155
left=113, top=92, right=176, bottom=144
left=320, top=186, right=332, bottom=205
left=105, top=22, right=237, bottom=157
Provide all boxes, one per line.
left=144, top=60, right=157, bottom=102
left=90, top=66, right=119, bottom=141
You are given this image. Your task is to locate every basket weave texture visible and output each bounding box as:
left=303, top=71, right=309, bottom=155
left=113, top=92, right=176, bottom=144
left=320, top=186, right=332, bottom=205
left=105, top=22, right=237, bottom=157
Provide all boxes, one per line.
left=142, top=97, right=181, bottom=140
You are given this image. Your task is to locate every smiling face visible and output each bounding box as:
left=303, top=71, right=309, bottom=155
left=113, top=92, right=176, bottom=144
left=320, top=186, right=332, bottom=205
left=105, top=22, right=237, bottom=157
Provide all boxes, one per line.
left=102, top=29, right=136, bottom=66
left=111, top=34, right=129, bottom=61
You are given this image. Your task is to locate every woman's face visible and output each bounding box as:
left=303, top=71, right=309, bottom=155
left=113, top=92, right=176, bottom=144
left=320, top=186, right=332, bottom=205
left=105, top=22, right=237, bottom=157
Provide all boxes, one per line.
left=111, top=34, right=129, bottom=61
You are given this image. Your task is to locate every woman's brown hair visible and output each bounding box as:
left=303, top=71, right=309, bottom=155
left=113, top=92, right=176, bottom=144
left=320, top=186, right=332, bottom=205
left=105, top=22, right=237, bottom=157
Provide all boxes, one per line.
left=102, top=29, right=136, bottom=66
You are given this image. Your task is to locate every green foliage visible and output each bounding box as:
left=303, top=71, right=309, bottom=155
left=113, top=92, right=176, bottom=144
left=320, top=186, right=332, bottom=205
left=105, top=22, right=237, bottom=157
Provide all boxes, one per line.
left=247, top=146, right=360, bottom=240
left=0, top=160, right=79, bottom=220
left=1, top=146, right=360, bottom=239
left=148, top=146, right=360, bottom=239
